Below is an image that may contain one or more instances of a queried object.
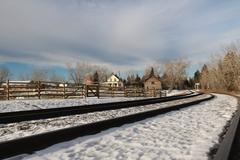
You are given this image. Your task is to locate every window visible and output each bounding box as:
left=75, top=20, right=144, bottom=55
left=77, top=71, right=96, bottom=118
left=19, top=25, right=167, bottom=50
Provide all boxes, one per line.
left=151, top=81, right=155, bottom=84
left=114, top=78, right=117, bottom=81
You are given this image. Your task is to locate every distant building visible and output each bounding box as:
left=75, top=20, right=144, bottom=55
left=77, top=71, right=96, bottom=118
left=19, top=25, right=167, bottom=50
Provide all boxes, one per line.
left=1, top=81, right=33, bottom=87
left=59, top=83, right=68, bottom=87
left=84, top=79, right=93, bottom=85
left=144, top=68, right=162, bottom=90
left=104, top=73, right=123, bottom=87
left=195, top=83, right=200, bottom=90
left=84, top=74, right=93, bottom=85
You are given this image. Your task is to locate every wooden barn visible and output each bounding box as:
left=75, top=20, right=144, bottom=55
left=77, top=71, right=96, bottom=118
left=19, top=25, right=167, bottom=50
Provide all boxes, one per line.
left=144, top=68, right=162, bottom=91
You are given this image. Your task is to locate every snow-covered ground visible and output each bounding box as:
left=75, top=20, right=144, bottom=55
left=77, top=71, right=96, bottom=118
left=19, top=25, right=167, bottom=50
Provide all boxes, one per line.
left=166, top=90, right=190, bottom=96
left=0, top=97, right=147, bottom=113
left=0, top=94, right=209, bottom=142
left=13, top=94, right=237, bottom=160
left=0, top=90, right=189, bottom=113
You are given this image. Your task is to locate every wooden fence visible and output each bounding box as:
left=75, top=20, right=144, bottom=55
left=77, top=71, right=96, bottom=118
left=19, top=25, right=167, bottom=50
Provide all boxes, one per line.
left=0, top=80, right=166, bottom=100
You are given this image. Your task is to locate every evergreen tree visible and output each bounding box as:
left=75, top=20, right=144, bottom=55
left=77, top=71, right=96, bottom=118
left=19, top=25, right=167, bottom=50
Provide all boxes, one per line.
left=135, top=74, right=142, bottom=86
left=93, top=71, right=99, bottom=84
left=127, top=75, right=131, bottom=85
left=188, top=78, right=195, bottom=88
left=150, top=67, right=154, bottom=76
left=183, top=78, right=190, bottom=89
left=200, top=64, right=209, bottom=89
left=193, top=70, right=201, bottom=83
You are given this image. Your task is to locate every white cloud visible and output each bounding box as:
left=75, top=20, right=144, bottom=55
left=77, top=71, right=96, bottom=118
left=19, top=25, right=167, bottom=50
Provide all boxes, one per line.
left=0, top=0, right=240, bottom=73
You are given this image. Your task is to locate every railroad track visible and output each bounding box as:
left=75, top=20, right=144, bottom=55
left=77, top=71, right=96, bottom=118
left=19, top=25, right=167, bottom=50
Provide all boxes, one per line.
left=0, top=93, right=214, bottom=159
left=0, top=91, right=199, bottom=124
left=211, top=97, right=240, bottom=160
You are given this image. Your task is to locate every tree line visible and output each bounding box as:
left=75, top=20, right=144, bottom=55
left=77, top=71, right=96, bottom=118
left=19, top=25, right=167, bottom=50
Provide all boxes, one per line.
left=193, top=43, right=240, bottom=91
left=0, top=58, right=191, bottom=89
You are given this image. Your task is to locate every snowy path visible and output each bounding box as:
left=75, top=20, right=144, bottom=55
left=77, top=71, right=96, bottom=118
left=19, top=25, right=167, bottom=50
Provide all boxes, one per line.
left=0, top=94, right=207, bottom=142
left=17, top=94, right=238, bottom=160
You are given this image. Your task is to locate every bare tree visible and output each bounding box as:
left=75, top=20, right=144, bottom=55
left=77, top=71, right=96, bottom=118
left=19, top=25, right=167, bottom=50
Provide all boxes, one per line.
left=67, top=62, right=111, bottom=84
left=162, top=58, right=189, bottom=89
left=18, top=73, right=31, bottom=81
left=199, top=42, right=240, bottom=91
left=49, top=71, right=65, bottom=82
left=126, top=70, right=137, bottom=85
left=67, top=62, right=81, bottom=84
left=205, top=55, right=225, bottom=90
left=222, top=49, right=240, bottom=90
left=144, top=63, right=163, bottom=78
left=67, top=62, right=93, bottom=84
left=0, top=67, right=10, bottom=83
left=31, top=69, right=49, bottom=81
left=95, top=67, right=111, bottom=83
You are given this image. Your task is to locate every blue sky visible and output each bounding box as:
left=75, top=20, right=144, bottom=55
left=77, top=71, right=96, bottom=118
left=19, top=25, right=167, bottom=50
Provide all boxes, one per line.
left=1, top=0, right=240, bottom=79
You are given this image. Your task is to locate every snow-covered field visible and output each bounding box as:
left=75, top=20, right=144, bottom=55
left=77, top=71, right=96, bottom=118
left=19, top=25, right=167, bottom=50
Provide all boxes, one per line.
left=0, top=94, right=209, bottom=142
left=5, top=94, right=238, bottom=160
left=0, top=90, right=189, bottom=113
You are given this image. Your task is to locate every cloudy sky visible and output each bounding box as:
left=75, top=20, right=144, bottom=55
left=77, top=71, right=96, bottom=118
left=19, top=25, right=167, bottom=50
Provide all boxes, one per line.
left=0, top=0, right=240, bottom=78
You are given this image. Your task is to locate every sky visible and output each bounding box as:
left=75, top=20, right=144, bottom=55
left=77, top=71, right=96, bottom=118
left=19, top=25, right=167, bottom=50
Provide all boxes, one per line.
left=1, top=0, right=240, bottom=79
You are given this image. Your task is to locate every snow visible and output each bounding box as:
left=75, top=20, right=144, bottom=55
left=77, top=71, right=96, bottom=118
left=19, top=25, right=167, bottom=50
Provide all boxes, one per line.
left=0, top=94, right=209, bottom=142
left=0, top=97, right=147, bottom=113
left=5, top=94, right=238, bottom=160
left=166, top=90, right=189, bottom=96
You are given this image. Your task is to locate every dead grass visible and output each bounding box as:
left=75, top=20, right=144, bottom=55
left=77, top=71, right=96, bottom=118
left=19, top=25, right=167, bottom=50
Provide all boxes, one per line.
left=200, top=89, right=240, bottom=99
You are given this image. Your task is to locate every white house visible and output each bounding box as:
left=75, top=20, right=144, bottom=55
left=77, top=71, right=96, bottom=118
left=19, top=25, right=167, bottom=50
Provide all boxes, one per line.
left=104, top=74, right=123, bottom=87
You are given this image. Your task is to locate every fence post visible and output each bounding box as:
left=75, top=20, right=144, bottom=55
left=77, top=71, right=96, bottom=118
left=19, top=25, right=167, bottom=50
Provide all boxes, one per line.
left=63, top=82, right=66, bottom=99
left=6, top=80, right=9, bottom=100
left=110, top=86, right=113, bottom=97
left=82, top=85, right=85, bottom=98
left=86, top=85, right=89, bottom=97
left=38, top=81, right=41, bottom=99
left=97, top=84, right=100, bottom=98
left=145, top=88, right=147, bottom=97
left=134, top=86, right=137, bottom=97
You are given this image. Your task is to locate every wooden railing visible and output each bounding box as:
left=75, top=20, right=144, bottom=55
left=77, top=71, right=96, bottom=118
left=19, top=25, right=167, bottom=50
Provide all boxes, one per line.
left=0, top=81, right=166, bottom=100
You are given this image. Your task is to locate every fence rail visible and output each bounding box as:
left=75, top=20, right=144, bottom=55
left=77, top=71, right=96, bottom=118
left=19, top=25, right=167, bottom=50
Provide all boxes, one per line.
left=0, top=80, right=166, bottom=100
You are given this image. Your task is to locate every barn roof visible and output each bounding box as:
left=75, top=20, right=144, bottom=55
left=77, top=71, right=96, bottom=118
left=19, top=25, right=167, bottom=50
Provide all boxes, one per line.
left=144, top=74, right=161, bottom=82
